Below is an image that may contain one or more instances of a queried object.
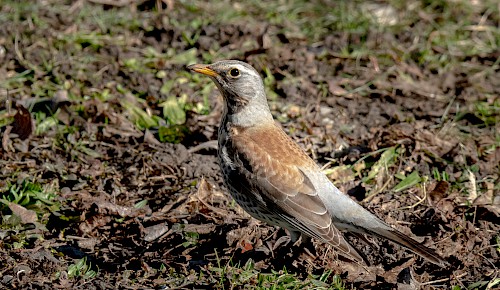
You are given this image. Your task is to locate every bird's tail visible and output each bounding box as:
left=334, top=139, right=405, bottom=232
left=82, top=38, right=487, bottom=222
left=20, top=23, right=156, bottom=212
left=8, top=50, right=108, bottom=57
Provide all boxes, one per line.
left=368, top=226, right=449, bottom=267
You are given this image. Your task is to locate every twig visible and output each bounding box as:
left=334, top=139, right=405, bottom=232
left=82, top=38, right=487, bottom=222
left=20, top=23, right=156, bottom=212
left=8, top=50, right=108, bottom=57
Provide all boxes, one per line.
left=86, top=0, right=138, bottom=6
left=363, top=176, right=392, bottom=203
left=14, top=33, right=42, bottom=74
left=187, top=140, right=218, bottom=154
left=420, top=277, right=451, bottom=286
left=399, top=182, right=427, bottom=210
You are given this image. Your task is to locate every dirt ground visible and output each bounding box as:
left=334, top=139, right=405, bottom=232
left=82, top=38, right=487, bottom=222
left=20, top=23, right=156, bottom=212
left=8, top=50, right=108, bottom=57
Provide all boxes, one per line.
left=0, top=0, right=499, bottom=289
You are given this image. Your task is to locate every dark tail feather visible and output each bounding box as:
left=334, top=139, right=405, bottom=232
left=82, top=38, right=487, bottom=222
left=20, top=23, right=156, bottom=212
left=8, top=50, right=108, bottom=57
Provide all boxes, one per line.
left=369, top=227, right=449, bottom=267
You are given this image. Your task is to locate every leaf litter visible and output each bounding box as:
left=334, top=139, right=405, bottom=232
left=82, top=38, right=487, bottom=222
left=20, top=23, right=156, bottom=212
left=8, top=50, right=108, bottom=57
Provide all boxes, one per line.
left=0, top=0, right=499, bottom=288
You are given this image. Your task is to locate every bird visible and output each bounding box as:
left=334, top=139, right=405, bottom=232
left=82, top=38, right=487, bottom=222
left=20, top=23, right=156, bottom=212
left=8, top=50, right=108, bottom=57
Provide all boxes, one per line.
left=187, top=60, right=448, bottom=267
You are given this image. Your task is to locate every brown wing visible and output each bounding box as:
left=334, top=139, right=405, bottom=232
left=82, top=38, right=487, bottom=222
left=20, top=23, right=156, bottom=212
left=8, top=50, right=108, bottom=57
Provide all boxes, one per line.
left=230, top=123, right=364, bottom=262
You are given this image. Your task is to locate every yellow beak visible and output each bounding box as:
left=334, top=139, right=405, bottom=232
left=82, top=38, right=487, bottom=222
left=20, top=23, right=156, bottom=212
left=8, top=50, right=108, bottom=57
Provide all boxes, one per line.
left=187, top=64, right=219, bottom=77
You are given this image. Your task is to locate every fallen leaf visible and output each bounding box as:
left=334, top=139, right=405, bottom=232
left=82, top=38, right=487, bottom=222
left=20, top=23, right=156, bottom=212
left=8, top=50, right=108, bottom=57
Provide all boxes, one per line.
left=466, top=169, right=477, bottom=203
left=327, top=80, right=350, bottom=97
left=428, top=181, right=450, bottom=202
left=382, top=258, right=415, bottom=283
left=239, top=240, right=253, bottom=253
left=143, top=223, right=170, bottom=242
left=95, top=200, right=152, bottom=217
left=77, top=237, right=99, bottom=251
left=12, top=104, right=33, bottom=140
left=183, top=223, right=216, bottom=234
left=8, top=202, right=37, bottom=224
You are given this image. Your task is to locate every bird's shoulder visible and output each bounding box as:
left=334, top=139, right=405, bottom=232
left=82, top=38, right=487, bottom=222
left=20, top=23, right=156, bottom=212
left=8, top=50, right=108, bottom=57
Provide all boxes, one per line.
left=228, top=122, right=315, bottom=168
left=226, top=122, right=318, bottom=195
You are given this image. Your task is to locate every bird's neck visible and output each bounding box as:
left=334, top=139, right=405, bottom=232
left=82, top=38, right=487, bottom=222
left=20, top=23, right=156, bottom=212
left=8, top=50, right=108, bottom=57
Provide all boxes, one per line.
left=221, top=99, right=273, bottom=128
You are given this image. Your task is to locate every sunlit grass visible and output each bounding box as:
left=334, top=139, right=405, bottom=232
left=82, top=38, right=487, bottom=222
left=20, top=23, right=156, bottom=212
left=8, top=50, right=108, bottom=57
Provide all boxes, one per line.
left=202, top=257, right=346, bottom=289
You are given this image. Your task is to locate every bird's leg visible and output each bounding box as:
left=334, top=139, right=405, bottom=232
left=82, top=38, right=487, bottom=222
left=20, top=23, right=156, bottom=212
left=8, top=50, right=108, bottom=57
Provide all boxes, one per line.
left=288, top=230, right=310, bottom=247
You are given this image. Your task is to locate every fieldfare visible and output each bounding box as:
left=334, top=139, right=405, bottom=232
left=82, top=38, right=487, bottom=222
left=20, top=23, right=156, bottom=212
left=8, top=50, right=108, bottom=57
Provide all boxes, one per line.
left=187, top=60, right=447, bottom=266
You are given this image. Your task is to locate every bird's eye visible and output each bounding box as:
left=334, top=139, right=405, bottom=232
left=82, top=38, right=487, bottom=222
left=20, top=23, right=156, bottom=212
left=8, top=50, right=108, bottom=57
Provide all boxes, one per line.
left=228, top=68, right=240, bottom=78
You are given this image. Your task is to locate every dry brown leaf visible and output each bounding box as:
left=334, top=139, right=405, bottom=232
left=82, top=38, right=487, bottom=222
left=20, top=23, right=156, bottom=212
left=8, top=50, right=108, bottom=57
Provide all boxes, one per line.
left=428, top=181, right=450, bottom=206
left=415, top=129, right=458, bottom=157
left=2, top=125, right=12, bottom=152
left=473, top=181, right=500, bottom=216
left=12, top=104, right=33, bottom=140
left=327, top=80, right=350, bottom=97
left=183, top=223, right=216, bottom=235
left=143, top=223, right=170, bottom=242
left=382, top=258, right=415, bottom=283
left=343, top=263, right=380, bottom=283
left=144, top=129, right=161, bottom=145
left=95, top=200, right=152, bottom=217
left=77, top=237, right=99, bottom=251
left=8, top=202, right=37, bottom=224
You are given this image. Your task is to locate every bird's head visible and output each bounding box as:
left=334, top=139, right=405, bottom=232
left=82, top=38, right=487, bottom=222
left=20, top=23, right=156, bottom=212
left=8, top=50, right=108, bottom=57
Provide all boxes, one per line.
left=188, top=60, right=273, bottom=125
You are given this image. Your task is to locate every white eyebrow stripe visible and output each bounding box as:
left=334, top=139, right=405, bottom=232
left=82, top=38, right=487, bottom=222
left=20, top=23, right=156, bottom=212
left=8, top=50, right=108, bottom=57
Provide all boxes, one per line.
left=236, top=64, right=260, bottom=78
